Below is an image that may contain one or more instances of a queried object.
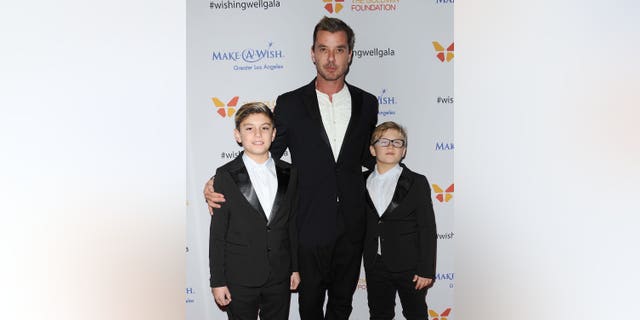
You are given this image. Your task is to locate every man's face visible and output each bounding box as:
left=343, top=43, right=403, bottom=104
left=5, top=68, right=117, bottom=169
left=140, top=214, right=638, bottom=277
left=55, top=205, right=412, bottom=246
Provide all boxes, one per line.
left=311, top=30, right=352, bottom=82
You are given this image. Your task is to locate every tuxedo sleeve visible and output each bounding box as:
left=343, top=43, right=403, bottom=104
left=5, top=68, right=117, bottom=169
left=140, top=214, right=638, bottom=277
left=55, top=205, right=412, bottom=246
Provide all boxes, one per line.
left=209, top=168, right=232, bottom=287
left=415, top=175, right=437, bottom=278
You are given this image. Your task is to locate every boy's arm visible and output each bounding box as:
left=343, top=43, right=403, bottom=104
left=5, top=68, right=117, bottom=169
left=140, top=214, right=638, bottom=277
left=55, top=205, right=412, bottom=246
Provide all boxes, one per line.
left=415, top=175, right=438, bottom=279
left=209, top=169, right=232, bottom=288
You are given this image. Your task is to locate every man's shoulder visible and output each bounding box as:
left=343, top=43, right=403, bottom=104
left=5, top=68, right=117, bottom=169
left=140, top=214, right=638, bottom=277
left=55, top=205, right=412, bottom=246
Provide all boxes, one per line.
left=346, top=82, right=376, bottom=100
left=278, top=80, right=314, bottom=99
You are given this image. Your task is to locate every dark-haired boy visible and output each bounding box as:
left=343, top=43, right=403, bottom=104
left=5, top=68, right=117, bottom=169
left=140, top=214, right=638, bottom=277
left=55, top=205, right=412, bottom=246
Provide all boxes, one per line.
left=209, top=102, right=300, bottom=320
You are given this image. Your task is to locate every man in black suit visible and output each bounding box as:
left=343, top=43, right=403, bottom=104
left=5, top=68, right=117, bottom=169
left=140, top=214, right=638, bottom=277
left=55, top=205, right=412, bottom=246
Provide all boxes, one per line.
left=206, top=17, right=378, bottom=320
left=210, top=102, right=300, bottom=320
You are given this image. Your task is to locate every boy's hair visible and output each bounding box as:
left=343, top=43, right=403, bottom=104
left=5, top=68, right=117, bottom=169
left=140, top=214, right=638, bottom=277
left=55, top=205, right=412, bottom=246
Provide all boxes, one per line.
left=312, top=16, right=355, bottom=52
left=370, top=121, right=408, bottom=146
left=234, top=102, right=274, bottom=129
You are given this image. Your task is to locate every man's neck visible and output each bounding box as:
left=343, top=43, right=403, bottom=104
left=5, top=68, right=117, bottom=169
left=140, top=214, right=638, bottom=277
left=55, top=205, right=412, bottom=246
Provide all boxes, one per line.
left=316, top=77, right=346, bottom=101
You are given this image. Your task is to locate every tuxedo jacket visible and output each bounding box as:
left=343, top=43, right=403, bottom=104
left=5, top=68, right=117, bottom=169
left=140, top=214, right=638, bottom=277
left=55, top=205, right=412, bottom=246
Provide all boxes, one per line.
left=209, top=153, right=298, bottom=288
left=363, top=165, right=437, bottom=278
left=270, top=79, right=378, bottom=246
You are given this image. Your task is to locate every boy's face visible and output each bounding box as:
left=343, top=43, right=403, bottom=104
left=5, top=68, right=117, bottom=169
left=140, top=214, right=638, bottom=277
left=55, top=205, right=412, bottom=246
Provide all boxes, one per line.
left=370, top=129, right=406, bottom=166
left=234, top=113, right=275, bottom=159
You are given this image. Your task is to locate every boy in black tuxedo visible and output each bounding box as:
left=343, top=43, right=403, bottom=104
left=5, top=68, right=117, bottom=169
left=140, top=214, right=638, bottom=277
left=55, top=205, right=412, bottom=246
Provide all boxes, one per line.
left=209, top=102, right=300, bottom=320
left=363, top=121, right=437, bottom=320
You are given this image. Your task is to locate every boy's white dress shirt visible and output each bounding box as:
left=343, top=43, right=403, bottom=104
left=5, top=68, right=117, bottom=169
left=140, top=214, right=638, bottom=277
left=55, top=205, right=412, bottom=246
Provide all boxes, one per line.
left=242, top=152, right=277, bottom=221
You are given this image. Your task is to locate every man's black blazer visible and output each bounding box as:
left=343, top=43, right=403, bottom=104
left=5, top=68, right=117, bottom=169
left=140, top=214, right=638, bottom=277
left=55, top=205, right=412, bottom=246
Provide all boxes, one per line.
left=209, top=153, right=298, bottom=288
left=271, top=79, right=378, bottom=246
left=363, top=165, right=437, bottom=279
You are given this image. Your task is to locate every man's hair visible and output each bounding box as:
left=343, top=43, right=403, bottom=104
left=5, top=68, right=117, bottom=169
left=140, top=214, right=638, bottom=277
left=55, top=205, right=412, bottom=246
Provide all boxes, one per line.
left=370, top=121, right=408, bottom=146
left=313, top=16, right=355, bottom=52
left=234, top=102, right=274, bottom=129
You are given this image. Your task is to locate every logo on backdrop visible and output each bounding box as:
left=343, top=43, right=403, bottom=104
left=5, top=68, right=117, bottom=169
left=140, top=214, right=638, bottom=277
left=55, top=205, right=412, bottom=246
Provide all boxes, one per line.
left=435, top=0, right=454, bottom=4
left=356, top=278, right=367, bottom=290
left=220, top=149, right=288, bottom=159
left=435, top=142, right=454, bottom=151
left=209, top=0, right=281, bottom=10
left=353, top=47, right=396, bottom=59
left=186, top=287, right=195, bottom=304
left=437, top=232, right=454, bottom=240
left=429, top=308, right=452, bottom=320
left=432, top=183, right=454, bottom=202
left=212, top=96, right=239, bottom=118
left=212, top=42, right=285, bottom=71
left=437, top=96, right=454, bottom=104
left=435, top=272, right=455, bottom=288
left=377, top=89, right=397, bottom=117
left=212, top=97, right=276, bottom=119
left=323, top=0, right=344, bottom=13
left=433, top=41, right=454, bottom=62
left=220, top=150, right=242, bottom=159
left=351, top=0, right=399, bottom=12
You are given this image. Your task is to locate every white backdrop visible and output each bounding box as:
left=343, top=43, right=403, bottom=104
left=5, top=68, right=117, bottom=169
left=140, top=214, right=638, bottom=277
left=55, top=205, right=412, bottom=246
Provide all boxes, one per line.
left=186, top=1, right=453, bottom=319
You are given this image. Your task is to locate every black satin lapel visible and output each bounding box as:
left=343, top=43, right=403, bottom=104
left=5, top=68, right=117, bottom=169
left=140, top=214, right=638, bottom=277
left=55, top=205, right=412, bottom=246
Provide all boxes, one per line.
left=268, top=164, right=289, bottom=225
left=383, top=171, right=412, bottom=216
left=337, top=84, right=363, bottom=163
left=228, top=163, right=268, bottom=223
left=304, top=81, right=334, bottom=160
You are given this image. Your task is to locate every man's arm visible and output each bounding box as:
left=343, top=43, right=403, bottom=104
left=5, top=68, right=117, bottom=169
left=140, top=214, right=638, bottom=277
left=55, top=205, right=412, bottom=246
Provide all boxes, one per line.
left=204, top=176, right=225, bottom=215
left=269, top=95, right=288, bottom=160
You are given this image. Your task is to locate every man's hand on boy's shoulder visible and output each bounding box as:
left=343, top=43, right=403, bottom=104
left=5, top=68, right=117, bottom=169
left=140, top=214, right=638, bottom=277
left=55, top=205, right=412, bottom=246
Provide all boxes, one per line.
left=204, top=177, right=225, bottom=215
left=211, top=286, right=232, bottom=306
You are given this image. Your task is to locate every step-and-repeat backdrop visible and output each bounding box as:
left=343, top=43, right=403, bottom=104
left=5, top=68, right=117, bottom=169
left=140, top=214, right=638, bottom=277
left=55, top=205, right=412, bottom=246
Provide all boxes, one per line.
left=186, top=1, right=453, bottom=319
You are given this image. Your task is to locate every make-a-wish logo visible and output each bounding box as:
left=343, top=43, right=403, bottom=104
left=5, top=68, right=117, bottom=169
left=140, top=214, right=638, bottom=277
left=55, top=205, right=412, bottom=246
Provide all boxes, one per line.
left=429, top=308, right=452, bottom=320
left=323, top=0, right=344, bottom=13
left=435, top=272, right=455, bottom=288
left=435, top=142, right=454, bottom=151
left=377, top=89, right=397, bottom=117
left=212, top=42, right=285, bottom=71
left=432, top=183, right=454, bottom=202
left=212, top=96, right=239, bottom=118
left=185, top=287, right=195, bottom=304
left=432, top=41, right=454, bottom=62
